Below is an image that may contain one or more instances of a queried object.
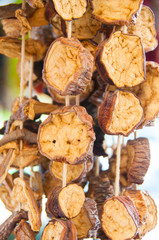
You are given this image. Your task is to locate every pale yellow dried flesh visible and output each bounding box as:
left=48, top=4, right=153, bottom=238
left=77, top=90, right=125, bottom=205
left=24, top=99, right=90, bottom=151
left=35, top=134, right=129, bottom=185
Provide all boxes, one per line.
left=135, top=63, right=159, bottom=126
left=39, top=112, right=91, bottom=163
left=53, top=0, right=87, bottom=20
left=72, top=207, right=92, bottom=238
left=109, top=91, right=143, bottom=135
left=127, top=6, right=158, bottom=52
left=92, top=0, right=141, bottom=23
left=45, top=41, right=81, bottom=91
left=102, top=199, right=137, bottom=240
left=51, top=161, right=85, bottom=183
left=42, top=221, right=64, bottom=240
left=102, top=31, right=144, bottom=87
left=59, top=184, right=85, bottom=218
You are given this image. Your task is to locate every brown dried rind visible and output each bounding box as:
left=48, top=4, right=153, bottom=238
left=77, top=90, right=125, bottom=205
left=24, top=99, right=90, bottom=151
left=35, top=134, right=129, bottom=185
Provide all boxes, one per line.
left=50, top=161, right=86, bottom=184
left=133, top=62, right=159, bottom=128
left=26, top=0, right=45, bottom=8
left=38, top=105, right=95, bottom=164
left=52, top=0, right=87, bottom=21
left=11, top=177, right=41, bottom=231
left=41, top=218, right=77, bottom=240
left=95, top=31, right=145, bottom=88
left=72, top=198, right=100, bottom=238
left=91, top=0, right=143, bottom=25
left=127, top=5, right=158, bottom=52
left=43, top=37, right=94, bottom=96
left=47, top=184, right=85, bottom=218
left=98, top=90, right=143, bottom=136
left=0, top=37, right=46, bottom=61
left=101, top=196, right=140, bottom=240
left=127, top=137, right=150, bottom=184
left=14, top=219, right=36, bottom=240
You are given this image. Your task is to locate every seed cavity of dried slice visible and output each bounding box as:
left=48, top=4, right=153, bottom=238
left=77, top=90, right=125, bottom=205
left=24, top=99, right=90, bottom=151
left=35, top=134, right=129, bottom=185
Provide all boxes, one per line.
left=47, top=184, right=85, bottom=219
left=38, top=105, right=95, bottom=164
left=52, top=0, right=87, bottom=21
left=101, top=196, right=140, bottom=240
left=132, top=62, right=159, bottom=128
left=99, top=90, right=143, bottom=136
left=11, top=178, right=41, bottom=231
left=43, top=37, right=94, bottom=96
left=127, top=137, right=150, bottom=184
left=41, top=218, right=77, bottom=240
left=127, top=5, right=158, bottom=52
left=95, top=31, right=145, bottom=88
left=91, top=0, right=143, bottom=25
left=50, top=161, right=86, bottom=184
left=71, top=198, right=100, bottom=238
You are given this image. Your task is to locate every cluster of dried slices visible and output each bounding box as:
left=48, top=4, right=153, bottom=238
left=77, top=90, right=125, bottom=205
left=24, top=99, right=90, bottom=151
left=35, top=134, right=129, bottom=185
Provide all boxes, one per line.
left=0, top=0, right=158, bottom=239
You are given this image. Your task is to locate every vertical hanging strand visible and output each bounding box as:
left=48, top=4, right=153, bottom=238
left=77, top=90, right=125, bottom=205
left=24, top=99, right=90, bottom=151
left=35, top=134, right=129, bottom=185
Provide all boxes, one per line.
left=115, top=135, right=121, bottom=196
left=19, top=0, right=26, bottom=179
left=62, top=21, right=72, bottom=188
left=76, top=94, right=80, bottom=106
left=134, top=130, right=137, bottom=190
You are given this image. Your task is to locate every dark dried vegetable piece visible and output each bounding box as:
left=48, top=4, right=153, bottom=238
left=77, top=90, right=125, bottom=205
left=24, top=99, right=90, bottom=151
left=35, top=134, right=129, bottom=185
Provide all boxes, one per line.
left=43, top=37, right=93, bottom=96
left=0, top=210, right=28, bottom=240
left=127, top=137, right=150, bottom=184
left=43, top=171, right=61, bottom=197
left=101, top=196, right=140, bottom=240
left=1, top=18, right=21, bottom=38
left=72, top=198, right=100, bottom=239
left=99, top=90, right=143, bottom=136
left=15, top=9, right=31, bottom=34
left=26, top=0, right=45, bottom=8
left=91, top=0, right=143, bottom=25
left=14, top=219, right=36, bottom=240
left=0, top=149, right=15, bottom=184
left=95, top=31, right=145, bottom=88
left=47, top=184, right=85, bottom=218
left=41, top=218, right=77, bottom=240
left=38, top=105, right=95, bottom=164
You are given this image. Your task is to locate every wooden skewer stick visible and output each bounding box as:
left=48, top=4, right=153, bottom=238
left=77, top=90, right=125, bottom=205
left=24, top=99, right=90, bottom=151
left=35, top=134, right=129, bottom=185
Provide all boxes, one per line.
left=67, top=21, right=72, bottom=38
left=115, top=135, right=121, bottom=196
left=134, top=130, right=137, bottom=139
left=28, top=30, right=34, bottom=99
left=76, top=94, right=80, bottom=106
left=122, top=136, right=124, bottom=146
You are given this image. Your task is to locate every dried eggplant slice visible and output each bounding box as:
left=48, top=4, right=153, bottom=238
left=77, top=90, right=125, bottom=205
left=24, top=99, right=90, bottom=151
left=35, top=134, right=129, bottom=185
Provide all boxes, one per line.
left=127, top=137, right=150, bottom=184
left=0, top=37, right=46, bottom=61
left=38, top=105, right=95, bottom=164
left=61, top=6, right=102, bottom=39
left=50, top=161, right=86, bottom=184
left=101, top=196, right=139, bottom=240
left=71, top=198, right=100, bottom=239
left=123, top=190, right=148, bottom=228
left=41, top=219, right=77, bottom=240
left=26, top=0, right=45, bottom=8
left=43, top=37, right=94, bottom=96
left=91, top=0, right=143, bottom=25
left=11, top=178, right=41, bottom=231
left=2, top=18, right=21, bottom=38
left=127, top=5, right=158, bottom=53
left=14, top=219, right=36, bottom=240
left=95, top=31, right=145, bottom=88
left=98, top=90, right=143, bottom=136
left=47, top=184, right=85, bottom=218
left=52, top=0, right=87, bottom=21
left=138, top=191, right=157, bottom=237
left=43, top=171, right=62, bottom=197
left=133, top=62, right=159, bottom=128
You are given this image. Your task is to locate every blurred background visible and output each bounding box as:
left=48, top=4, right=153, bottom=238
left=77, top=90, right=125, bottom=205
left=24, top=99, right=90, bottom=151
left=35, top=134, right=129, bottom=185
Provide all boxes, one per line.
left=0, top=0, right=159, bottom=239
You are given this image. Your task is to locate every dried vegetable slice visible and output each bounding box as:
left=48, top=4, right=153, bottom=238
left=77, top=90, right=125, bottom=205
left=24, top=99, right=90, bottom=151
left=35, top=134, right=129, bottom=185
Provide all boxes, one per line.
left=38, top=106, right=95, bottom=164
left=43, top=171, right=62, bottom=197
left=133, top=62, right=159, bottom=128
left=26, top=0, right=45, bottom=8
left=95, top=31, right=145, bottom=88
left=47, top=184, right=85, bottom=218
left=50, top=161, right=86, bottom=184
left=11, top=177, right=41, bottom=231
left=71, top=198, right=100, bottom=239
left=127, top=5, right=158, bottom=53
left=41, top=218, right=77, bottom=240
left=52, top=0, right=87, bottom=21
left=91, top=0, right=143, bottom=25
left=127, top=137, right=150, bottom=184
left=99, top=90, right=143, bottom=136
left=101, top=196, right=140, bottom=240
left=1, top=18, right=21, bottom=38
left=43, top=37, right=93, bottom=96
left=14, top=219, right=36, bottom=240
